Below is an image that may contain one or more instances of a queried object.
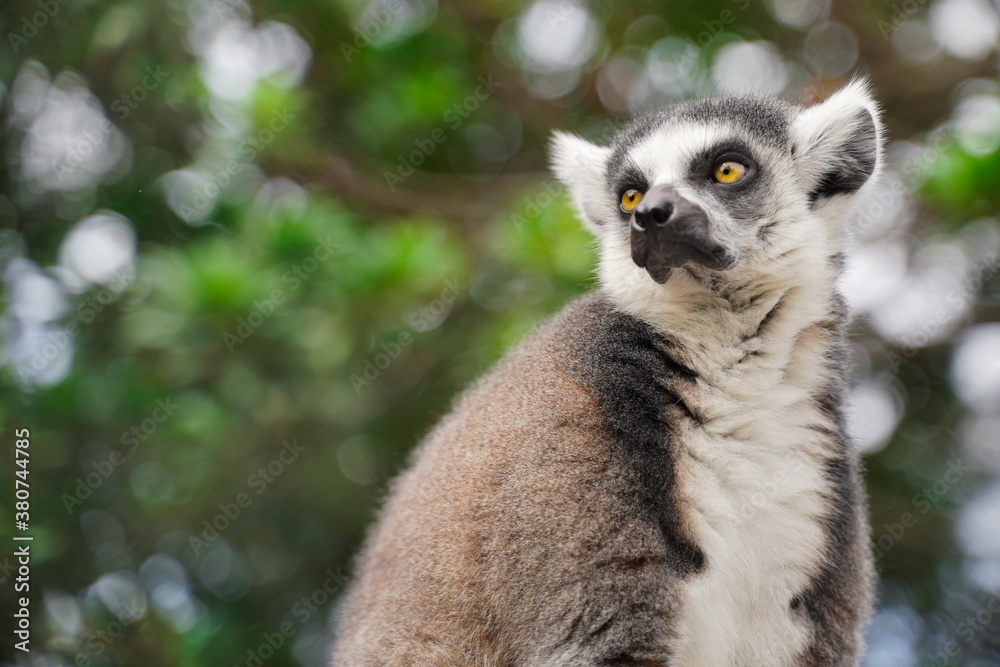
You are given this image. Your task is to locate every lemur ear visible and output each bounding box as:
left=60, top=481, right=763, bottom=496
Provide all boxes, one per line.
left=791, top=78, right=885, bottom=206
left=550, top=131, right=612, bottom=233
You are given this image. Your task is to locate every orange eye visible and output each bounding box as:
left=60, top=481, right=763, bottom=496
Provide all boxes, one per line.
left=713, top=161, right=747, bottom=184
left=621, top=189, right=643, bottom=212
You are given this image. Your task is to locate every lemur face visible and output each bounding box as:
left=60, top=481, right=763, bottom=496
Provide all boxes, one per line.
left=552, top=80, right=883, bottom=288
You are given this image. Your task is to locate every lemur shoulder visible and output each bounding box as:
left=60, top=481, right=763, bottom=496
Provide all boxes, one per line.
left=332, top=80, right=883, bottom=666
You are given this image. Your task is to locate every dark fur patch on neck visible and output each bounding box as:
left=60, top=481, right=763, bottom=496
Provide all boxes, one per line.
left=575, top=295, right=706, bottom=575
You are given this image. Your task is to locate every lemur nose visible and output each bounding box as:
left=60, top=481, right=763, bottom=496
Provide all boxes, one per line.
left=633, top=187, right=680, bottom=231
left=636, top=201, right=673, bottom=228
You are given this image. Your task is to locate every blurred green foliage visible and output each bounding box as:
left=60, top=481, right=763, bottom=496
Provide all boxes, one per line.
left=1, top=0, right=999, bottom=665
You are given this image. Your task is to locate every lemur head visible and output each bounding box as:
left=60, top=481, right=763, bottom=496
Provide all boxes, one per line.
left=551, top=79, right=884, bottom=310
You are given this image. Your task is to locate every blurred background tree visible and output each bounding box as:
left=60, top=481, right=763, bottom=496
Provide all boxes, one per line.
left=1, top=0, right=999, bottom=664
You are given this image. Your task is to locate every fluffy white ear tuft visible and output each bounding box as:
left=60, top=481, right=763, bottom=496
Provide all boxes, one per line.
left=549, top=131, right=612, bottom=233
left=791, top=77, right=885, bottom=206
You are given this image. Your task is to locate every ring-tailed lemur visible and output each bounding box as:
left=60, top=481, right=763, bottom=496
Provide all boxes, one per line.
left=332, top=80, right=883, bottom=666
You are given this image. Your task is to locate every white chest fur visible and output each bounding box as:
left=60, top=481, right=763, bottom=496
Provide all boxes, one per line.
left=669, top=375, right=832, bottom=665
left=665, top=299, right=838, bottom=666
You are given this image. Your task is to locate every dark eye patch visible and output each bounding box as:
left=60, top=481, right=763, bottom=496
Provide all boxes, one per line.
left=606, top=162, right=650, bottom=220
left=686, top=138, right=760, bottom=187
left=687, top=138, right=772, bottom=221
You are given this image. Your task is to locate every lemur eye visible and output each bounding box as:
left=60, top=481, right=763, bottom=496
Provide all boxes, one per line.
left=713, top=161, right=747, bottom=184
left=621, top=189, right=643, bottom=212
